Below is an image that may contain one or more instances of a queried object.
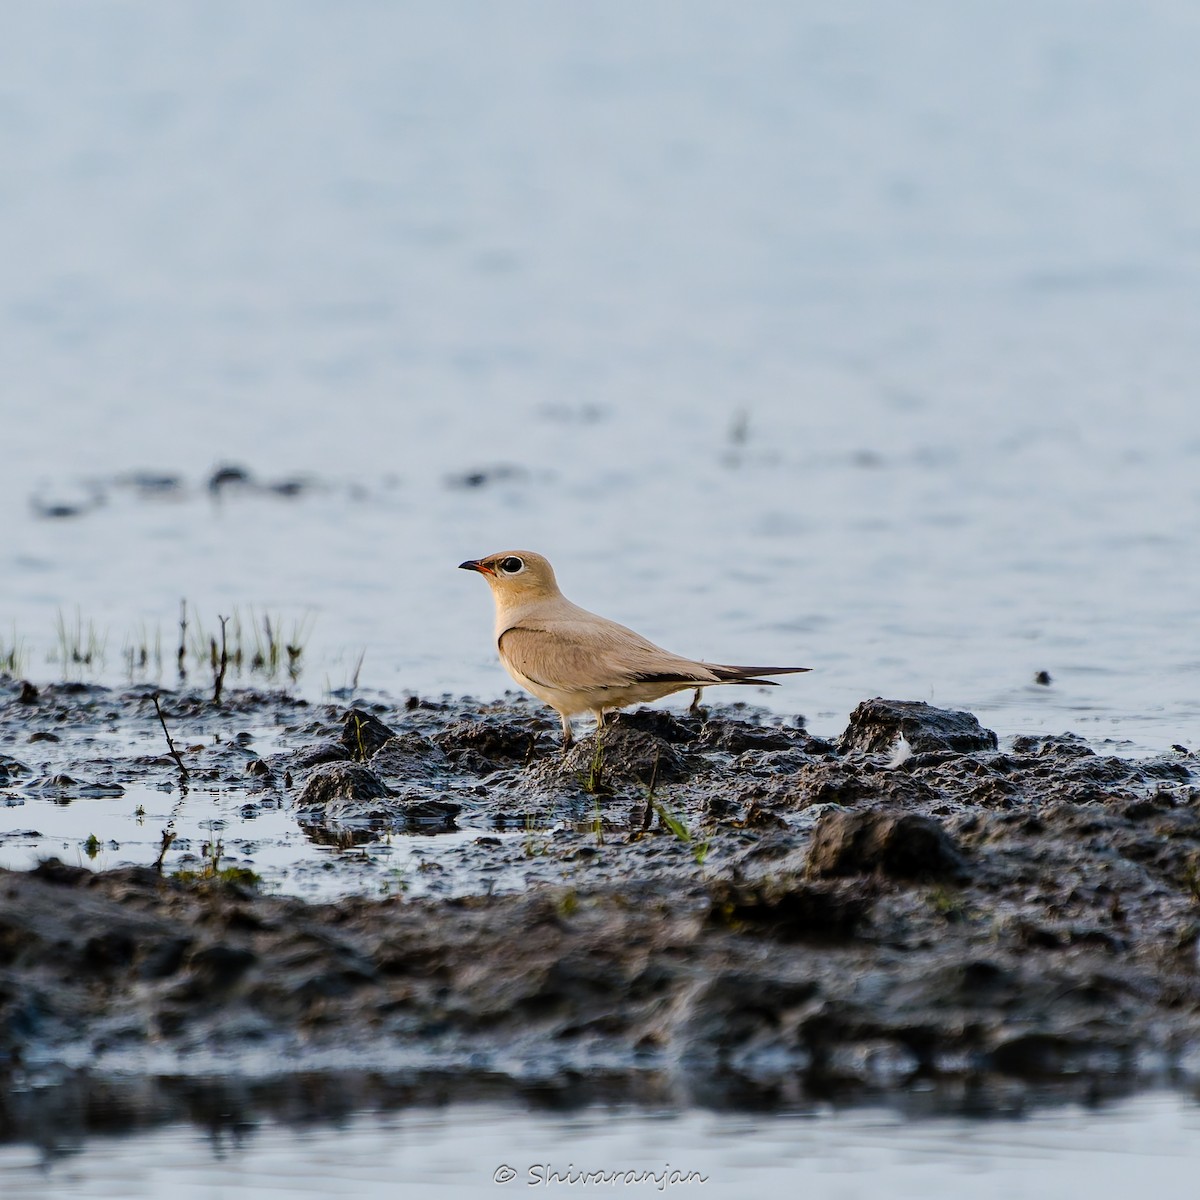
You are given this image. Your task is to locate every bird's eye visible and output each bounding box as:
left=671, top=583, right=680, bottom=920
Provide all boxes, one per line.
left=498, top=556, right=524, bottom=574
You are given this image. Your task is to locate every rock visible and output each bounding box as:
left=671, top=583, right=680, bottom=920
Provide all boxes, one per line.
left=186, top=944, right=257, bottom=990
left=708, top=877, right=870, bottom=941
left=295, top=761, right=460, bottom=830
left=608, top=708, right=701, bottom=744
left=787, top=761, right=935, bottom=810
left=697, top=719, right=798, bottom=753
left=30, top=858, right=91, bottom=887
left=370, top=733, right=449, bottom=781
left=138, top=937, right=193, bottom=980
left=28, top=775, right=126, bottom=799
left=989, top=1032, right=1127, bottom=1078
left=671, top=971, right=821, bottom=1059
left=0, top=755, right=32, bottom=788
left=339, top=708, right=396, bottom=761
left=806, top=809, right=969, bottom=881
left=296, top=762, right=395, bottom=812
left=435, top=718, right=544, bottom=765
left=838, top=699, right=998, bottom=756
left=83, top=930, right=138, bottom=970
left=290, top=741, right=351, bottom=770
left=528, top=722, right=691, bottom=793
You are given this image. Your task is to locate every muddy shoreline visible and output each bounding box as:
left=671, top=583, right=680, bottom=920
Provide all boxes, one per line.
left=2, top=678, right=1200, bottom=1136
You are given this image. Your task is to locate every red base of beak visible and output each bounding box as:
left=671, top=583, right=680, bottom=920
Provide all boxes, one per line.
left=459, top=559, right=495, bottom=576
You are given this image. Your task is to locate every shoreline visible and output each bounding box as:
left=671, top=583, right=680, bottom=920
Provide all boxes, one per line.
left=2, top=681, right=1199, bottom=1132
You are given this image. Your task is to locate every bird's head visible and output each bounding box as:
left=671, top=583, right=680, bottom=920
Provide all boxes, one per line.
left=458, top=551, right=561, bottom=603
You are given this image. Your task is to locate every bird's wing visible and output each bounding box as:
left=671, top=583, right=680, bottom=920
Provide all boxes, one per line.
left=498, top=620, right=722, bottom=694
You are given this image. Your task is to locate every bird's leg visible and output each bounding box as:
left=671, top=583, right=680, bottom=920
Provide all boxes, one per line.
left=560, top=712, right=574, bottom=751
left=689, top=687, right=705, bottom=715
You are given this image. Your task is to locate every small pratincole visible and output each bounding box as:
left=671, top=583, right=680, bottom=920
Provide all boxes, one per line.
left=459, top=550, right=809, bottom=748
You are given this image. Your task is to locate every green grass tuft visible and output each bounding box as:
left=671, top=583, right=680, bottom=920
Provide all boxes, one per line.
left=651, top=796, right=711, bottom=865
left=172, top=865, right=263, bottom=889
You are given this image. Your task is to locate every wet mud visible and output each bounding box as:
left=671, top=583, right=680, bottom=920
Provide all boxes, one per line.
left=2, top=680, right=1200, bottom=1134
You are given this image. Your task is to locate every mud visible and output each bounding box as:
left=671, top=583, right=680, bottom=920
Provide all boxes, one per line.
left=2, top=679, right=1200, bottom=1135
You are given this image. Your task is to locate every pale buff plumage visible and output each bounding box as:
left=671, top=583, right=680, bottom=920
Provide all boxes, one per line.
left=459, top=550, right=809, bottom=747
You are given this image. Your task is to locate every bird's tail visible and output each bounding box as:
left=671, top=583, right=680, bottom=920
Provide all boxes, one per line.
left=710, top=664, right=811, bottom=685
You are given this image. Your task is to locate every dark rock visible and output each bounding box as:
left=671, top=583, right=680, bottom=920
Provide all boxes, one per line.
left=789, top=763, right=885, bottom=808
left=186, top=944, right=257, bottom=989
left=917, top=959, right=1022, bottom=1007
left=435, top=718, right=543, bottom=764
left=672, top=972, right=821, bottom=1058
left=17, top=681, right=38, bottom=704
left=28, top=775, right=125, bottom=799
left=531, top=723, right=691, bottom=792
left=295, top=760, right=459, bottom=830
left=289, top=741, right=352, bottom=770
left=30, top=858, right=91, bottom=887
left=83, top=930, right=138, bottom=970
left=697, top=720, right=798, bottom=753
left=370, top=733, right=449, bottom=781
left=806, top=809, right=969, bottom=881
left=786, top=761, right=937, bottom=810
left=990, top=1032, right=1127, bottom=1078
left=608, top=708, right=700, bottom=744
left=1010, top=733, right=1093, bottom=759
left=138, top=937, right=193, bottom=979
left=741, top=801, right=788, bottom=829
left=591, top=723, right=690, bottom=784
left=296, top=763, right=395, bottom=812
left=708, top=877, right=869, bottom=941
left=0, top=755, right=32, bottom=787
left=339, top=709, right=396, bottom=761
left=839, top=699, right=998, bottom=755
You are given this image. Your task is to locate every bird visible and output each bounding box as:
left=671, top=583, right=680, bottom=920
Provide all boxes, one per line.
left=459, top=550, right=809, bottom=748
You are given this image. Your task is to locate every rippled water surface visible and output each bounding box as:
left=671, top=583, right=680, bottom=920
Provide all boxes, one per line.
left=2, top=1, right=1198, bottom=752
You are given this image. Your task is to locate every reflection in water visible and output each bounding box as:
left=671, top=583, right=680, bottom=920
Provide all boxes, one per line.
left=298, top=824, right=377, bottom=850
left=0, top=1072, right=1197, bottom=1199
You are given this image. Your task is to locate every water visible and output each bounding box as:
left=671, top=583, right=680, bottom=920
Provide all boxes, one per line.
left=1, top=1091, right=1198, bottom=1199
left=1, top=1, right=1198, bottom=752
left=2, top=0, right=1199, bottom=1180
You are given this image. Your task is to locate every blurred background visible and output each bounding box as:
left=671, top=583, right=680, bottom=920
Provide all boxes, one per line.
left=2, top=0, right=1198, bottom=748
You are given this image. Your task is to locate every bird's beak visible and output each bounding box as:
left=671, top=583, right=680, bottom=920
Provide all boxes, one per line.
left=459, top=559, right=495, bottom=576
